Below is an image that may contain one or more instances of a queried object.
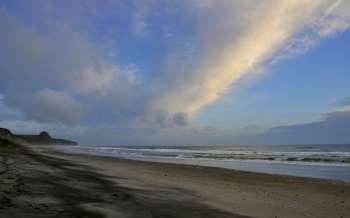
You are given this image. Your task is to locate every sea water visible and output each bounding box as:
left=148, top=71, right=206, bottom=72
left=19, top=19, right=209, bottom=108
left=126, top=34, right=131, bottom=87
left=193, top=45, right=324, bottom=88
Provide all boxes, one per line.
left=54, top=144, right=350, bottom=182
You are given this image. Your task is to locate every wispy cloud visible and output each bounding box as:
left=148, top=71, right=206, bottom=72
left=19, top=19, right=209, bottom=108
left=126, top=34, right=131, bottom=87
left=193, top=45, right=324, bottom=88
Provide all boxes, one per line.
left=153, top=1, right=350, bottom=118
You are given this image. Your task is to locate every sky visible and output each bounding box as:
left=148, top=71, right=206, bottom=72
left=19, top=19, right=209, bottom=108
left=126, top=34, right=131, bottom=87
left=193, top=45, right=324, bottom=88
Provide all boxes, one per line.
left=0, top=0, right=350, bottom=146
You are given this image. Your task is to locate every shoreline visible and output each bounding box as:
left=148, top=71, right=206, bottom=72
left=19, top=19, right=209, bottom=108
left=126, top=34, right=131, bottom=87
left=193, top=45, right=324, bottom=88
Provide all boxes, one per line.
left=41, top=145, right=350, bottom=218
left=45, top=147, right=350, bottom=184
left=1, top=144, right=349, bottom=218
left=49, top=145, right=350, bottom=182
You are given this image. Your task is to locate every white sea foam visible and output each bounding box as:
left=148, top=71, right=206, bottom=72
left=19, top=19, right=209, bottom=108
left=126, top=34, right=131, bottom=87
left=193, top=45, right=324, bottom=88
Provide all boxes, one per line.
left=53, top=144, right=350, bottom=181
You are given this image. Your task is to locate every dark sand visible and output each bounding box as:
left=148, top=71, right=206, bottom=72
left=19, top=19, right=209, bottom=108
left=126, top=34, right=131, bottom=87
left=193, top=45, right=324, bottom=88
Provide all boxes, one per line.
left=1, top=144, right=349, bottom=218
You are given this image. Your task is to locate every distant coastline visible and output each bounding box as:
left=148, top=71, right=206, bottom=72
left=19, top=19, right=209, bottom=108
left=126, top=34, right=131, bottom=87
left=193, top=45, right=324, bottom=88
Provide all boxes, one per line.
left=0, top=127, right=78, bottom=146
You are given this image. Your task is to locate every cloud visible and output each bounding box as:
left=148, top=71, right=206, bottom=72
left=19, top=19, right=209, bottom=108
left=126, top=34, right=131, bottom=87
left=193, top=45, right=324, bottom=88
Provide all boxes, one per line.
left=131, top=0, right=154, bottom=36
left=0, top=7, right=106, bottom=92
left=258, top=107, right=350, bottom=144
left=4, top=89, right=81, bottom=125
left=173, top=112, right=188, bottom=126
left=335, top=96, right=350, bottom=107
left=0, top=95, right=21, bottom=121
left=0, top=1, right=349, bottom=143
left=0, top=5, right=141, bottom=125
left=152, top=1, right=350, bottom=117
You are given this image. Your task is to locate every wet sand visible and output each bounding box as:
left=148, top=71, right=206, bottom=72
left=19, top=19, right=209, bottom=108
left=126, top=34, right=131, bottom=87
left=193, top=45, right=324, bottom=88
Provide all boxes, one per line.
left=1, top=144, right=349, bottom=218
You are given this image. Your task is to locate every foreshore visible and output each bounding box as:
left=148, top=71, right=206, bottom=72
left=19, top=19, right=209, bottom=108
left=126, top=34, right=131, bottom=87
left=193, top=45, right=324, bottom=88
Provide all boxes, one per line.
left=1, top=144, right=349, bottom=218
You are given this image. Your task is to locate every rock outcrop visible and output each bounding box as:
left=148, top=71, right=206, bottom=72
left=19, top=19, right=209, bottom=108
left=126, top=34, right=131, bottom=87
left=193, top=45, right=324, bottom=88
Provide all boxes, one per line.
left=0, top=128, right=12, bottom=140
left=0, top=128, right=13, bottom=146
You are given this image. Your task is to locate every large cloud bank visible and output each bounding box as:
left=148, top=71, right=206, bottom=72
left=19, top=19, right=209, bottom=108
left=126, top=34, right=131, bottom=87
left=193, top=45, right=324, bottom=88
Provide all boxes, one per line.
left=256, top=106, right=350, bottom=144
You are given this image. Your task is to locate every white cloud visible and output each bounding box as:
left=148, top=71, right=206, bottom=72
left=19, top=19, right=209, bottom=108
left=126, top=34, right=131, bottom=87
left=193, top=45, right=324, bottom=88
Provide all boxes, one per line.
left=0, top=6, right=112, bottom=92
left=0, top=5, right=140, bottom=125
left=152, top=1, right=350, bottom=118
left=131, top=0, right=153, bottom=36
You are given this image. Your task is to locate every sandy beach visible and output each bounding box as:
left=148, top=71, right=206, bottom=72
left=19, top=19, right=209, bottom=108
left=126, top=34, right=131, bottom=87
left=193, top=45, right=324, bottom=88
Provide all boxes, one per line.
left=1, top=144, right=349, bottom=218
left=2, top=1, right=350, bottom=217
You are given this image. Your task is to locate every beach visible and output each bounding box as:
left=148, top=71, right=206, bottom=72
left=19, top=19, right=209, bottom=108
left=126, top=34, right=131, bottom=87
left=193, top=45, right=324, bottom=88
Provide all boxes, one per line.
left=1, top=144, right=349, bottom=218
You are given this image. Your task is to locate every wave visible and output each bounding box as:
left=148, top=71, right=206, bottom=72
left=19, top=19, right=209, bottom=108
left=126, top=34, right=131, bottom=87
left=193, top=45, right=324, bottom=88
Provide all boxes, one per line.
left=51, top=144, right=350, bottom=182
left=56, top=145, right=350, bottom=166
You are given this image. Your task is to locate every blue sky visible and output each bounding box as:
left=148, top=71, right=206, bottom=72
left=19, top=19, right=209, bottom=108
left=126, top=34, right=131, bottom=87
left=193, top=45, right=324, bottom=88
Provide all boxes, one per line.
left=1, top=0, right=350, bottom=145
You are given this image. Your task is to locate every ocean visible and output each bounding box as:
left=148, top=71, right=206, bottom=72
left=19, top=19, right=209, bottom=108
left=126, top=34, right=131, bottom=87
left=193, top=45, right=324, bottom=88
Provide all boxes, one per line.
left=53, top=144, right=350, bottom=182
